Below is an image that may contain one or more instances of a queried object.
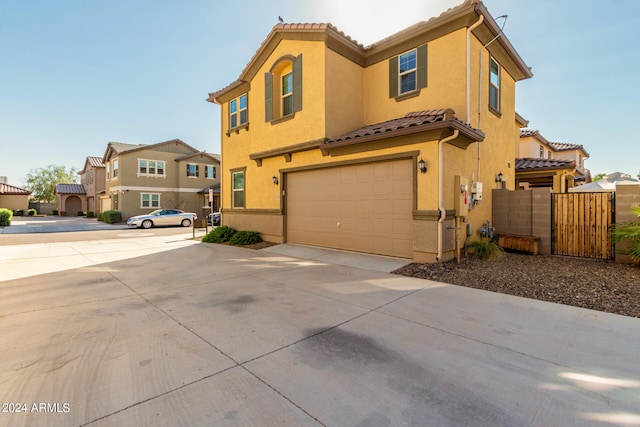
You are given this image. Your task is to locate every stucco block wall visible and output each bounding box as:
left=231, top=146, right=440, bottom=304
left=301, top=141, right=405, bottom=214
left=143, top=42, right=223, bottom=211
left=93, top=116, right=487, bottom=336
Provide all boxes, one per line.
left=615, top=184, right=640, bottom=264
left=492, top=188, right=551, bottom=255
left=0, top=195, right=30, bottom=212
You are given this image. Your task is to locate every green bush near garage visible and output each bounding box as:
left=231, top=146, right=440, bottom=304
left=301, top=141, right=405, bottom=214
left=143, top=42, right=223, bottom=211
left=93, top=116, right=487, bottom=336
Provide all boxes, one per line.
left=86, top=211, right=95, bottom=218
left=201, top=225, right=236, bottom=243
left=101, top=210, right=122, bottom=224
left=0, top=208, right=13, bottom=226
left=229, top=230, right=262, bottom=246
left=28, top=208, right=37, bottom=216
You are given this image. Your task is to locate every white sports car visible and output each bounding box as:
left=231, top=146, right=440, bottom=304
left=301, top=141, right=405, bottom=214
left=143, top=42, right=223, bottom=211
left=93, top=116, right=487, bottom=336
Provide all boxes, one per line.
left=127, top=209, right=197, bottom=229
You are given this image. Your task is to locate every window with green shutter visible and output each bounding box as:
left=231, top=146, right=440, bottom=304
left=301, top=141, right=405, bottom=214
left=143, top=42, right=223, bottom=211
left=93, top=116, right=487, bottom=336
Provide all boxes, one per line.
left=265, top=54, right=302, bottom=122
left=389, top=45, right=427, bottom=99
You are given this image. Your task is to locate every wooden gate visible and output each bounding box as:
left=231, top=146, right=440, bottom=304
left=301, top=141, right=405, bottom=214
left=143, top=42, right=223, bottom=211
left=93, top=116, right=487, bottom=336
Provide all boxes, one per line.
left=552, top=192, right=614, bottom=259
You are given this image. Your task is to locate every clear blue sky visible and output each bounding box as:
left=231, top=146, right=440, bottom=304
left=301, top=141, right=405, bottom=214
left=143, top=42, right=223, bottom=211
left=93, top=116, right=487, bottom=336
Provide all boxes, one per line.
left=1, top=0, right=638, bottom=186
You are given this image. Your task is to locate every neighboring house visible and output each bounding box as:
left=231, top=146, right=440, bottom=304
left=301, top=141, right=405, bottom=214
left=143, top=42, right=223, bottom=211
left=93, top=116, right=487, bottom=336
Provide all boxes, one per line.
left=55, top=184, right=86, bottom=215
left=101, top=139, right=221, bottom=219
left=208, top=0, right=532, bottom=262
left=516, top=129, right=590, bottom=192
left=79, top=156, right=106, bottom=215
left=0, top=178, right=32, bottom=212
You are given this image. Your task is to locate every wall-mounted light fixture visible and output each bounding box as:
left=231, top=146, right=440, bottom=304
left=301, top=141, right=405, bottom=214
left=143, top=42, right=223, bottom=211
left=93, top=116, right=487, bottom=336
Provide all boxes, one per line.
left=418, top=158, right=427, bottom=174
left=272, top=175, right=279, bottom=185
left=495, top=171, right=506, bottom=183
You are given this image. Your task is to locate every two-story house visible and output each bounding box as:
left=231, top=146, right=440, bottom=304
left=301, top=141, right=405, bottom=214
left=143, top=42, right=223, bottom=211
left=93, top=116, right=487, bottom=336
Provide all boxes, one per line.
left=79, top=156, right=106, bottom=215
left=516, top=128, right=590, bottom=192
left=208, top=0, right=532, bottom=262
left=101, top=139, right=221, bottom=219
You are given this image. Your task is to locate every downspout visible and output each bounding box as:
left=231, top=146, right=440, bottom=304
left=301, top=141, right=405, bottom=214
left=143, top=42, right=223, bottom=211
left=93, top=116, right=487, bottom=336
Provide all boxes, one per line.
left=437, top=129, right=460, bottom=261
left=466, top=14, right=484, bottom=124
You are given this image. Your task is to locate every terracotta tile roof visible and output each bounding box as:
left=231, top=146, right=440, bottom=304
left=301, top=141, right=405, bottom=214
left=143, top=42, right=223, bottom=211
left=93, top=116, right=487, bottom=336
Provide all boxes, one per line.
left=548, top=141, right=588, bottom=155
left=520, top=129, right=540, bottom=138
left=0, top=183, right=31, bottom=195
left=55, top=184, right=86, bottom=195
left=515, top=158, right=575, bottom=171
left=324, top=109, right=480, bottom=145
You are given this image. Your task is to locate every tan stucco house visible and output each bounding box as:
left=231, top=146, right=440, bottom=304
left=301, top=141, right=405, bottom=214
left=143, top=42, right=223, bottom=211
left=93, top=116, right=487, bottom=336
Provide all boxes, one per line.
left=54, top=184, right=86, bottom=215
left=208, top=0, right=532, bottom=262
left=0, top=178, right=32, bottom=212
left=79, top=156, right=106, bottom=215
left=101, top=139, right=221, bottom=219
left=516, top=129, right=590, bottom=192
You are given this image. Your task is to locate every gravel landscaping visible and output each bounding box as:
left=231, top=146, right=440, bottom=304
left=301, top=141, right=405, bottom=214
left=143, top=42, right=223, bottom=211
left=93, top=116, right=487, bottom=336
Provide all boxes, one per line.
left=393, top=253, right=640, bottom=318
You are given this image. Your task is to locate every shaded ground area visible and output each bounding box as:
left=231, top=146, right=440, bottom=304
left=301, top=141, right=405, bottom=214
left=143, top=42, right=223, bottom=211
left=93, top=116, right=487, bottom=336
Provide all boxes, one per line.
left=393, top=253, right=640, bottom=318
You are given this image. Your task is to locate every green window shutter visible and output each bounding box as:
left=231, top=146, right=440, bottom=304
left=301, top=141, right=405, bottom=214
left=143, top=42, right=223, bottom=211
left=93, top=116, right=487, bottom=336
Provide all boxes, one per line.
left=417, top=44, right=428, bottom=90
left=389, top=56, right=398, bottom=98
left=292, top=54, right=302, bottom=112
left=264, top=72, right=273, bottom=122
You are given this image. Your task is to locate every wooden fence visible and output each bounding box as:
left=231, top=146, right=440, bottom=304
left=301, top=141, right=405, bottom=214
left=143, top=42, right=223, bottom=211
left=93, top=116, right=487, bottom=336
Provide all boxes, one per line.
left=552, top=193, right=614, bottom=259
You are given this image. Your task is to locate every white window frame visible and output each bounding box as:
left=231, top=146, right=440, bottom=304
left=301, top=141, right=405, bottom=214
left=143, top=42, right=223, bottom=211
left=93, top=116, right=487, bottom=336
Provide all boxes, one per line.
left=187, top=163, right=198, bottom=178
left=281, top=72, right=293, bottom=116
left=113, top=159, right=118, bottom=178
left=138, top=159, right=166, bottom=178
left=398, top=49, right=417, bottom=95
left=140, top=193, right=160, bottom=208
left=232, top=171, right=245, bottom=209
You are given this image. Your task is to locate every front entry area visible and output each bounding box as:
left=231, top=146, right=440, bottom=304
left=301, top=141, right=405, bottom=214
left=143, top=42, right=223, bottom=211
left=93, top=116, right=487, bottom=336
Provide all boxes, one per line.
left=286, top=159, right=414, bottom=258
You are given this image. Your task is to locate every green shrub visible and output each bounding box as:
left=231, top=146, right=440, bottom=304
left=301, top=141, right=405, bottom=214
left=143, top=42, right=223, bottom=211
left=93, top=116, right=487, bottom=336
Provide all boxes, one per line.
left=202, top=225, right=236, bottom=243
left=97, top=212, right=104, bottom=222
left=612, top=206, right=640, bottom=264
left=101, top=210, right=122, bottom=224
left=51, top=209, right=58, bottom=215
left=86, top=211, right=95, bottom=218
left=466, top=237, right=504, bottom=260
left=0, top=208, right=13, bottom=226
left=28, top=208, right=37, bottom=216
left=77, top=211, right=84, bottom=216
left=14, top=209, right=24, bottom=216
left=230, top=230, right=262, bottom=246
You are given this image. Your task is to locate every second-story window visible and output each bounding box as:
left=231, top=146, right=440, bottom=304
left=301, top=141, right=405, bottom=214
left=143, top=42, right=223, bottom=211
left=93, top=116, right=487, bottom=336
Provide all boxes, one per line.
left=230, top=94, right=248, bottom=129
left=138, top=159, right=165, bottom=177
left=106, top=164, right=110, bottom=180
left=389, top=45, right=427, bottom=99
left=282, top=72, right=293, bottom=116
left=205, top=165, right=216, bottom=179
left=539, top=146, right=545, bottom=158
left=489, top=57, right=501, bottom=112
left=264, top=54, right=302, bottom=122
left=113, top=159, right=118, bottom=178
left=399, top=50, right=417, bottom=94
left=187, top=164, right=199, bottom=178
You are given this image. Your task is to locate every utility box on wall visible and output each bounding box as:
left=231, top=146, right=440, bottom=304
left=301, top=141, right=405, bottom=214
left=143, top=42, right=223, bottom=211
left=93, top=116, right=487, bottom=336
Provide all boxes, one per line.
left=454, top=175, right=469, bottom=217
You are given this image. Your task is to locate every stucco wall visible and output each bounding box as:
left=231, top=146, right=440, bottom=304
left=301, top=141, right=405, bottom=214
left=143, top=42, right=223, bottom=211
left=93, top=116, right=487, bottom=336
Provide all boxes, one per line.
left=615, top=183, right=640, bottom=264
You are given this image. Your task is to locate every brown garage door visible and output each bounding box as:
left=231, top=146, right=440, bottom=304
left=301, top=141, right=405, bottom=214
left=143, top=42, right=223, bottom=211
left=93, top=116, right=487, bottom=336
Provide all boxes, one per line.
left=286, top=159, right=413, bottom=258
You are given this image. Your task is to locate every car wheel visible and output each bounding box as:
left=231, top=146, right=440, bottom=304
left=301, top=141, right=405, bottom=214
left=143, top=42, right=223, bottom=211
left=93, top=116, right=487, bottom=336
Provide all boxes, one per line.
left=181, top=219, right=191, bottom=227
left=142, top=219, right=153, bottom=229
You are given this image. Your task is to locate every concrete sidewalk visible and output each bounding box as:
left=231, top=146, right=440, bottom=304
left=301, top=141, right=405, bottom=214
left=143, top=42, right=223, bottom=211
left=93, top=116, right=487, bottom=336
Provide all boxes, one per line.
left=0, top=236, right=638, bottom=426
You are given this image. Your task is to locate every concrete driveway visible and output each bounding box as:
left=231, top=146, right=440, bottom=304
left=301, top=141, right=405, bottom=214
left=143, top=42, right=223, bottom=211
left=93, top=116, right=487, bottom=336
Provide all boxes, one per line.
left=0, top=215, right=129, bottom=234
left=0, top=233, right=638, bottom=426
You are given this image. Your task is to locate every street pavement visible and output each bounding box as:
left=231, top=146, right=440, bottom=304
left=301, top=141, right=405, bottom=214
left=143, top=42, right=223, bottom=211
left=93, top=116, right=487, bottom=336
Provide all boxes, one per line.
left=0, top=226, right=639, bottom=426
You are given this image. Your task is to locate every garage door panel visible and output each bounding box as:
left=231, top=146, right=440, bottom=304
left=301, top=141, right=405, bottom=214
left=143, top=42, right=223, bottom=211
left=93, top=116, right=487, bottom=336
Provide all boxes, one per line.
left=287, top=159, right=414, bottom=258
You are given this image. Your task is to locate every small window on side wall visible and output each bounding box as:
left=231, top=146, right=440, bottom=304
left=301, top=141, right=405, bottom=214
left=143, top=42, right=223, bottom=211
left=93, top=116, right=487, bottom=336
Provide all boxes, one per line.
left=229, top=94, right=248, bottom=129
left=489, top=57, right=501, bottom=112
